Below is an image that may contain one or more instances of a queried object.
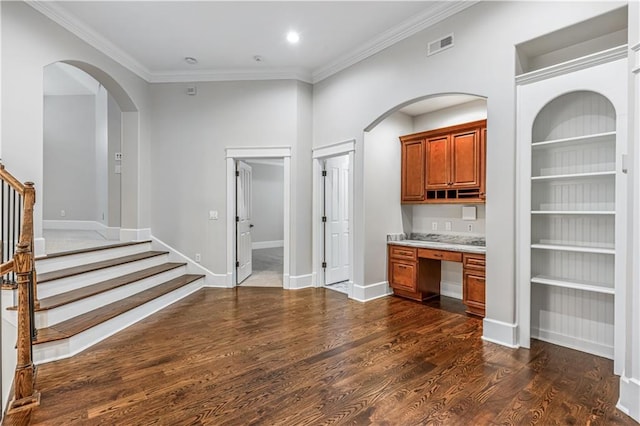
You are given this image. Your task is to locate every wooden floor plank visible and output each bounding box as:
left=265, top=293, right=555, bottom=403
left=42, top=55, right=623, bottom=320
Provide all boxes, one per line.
left=35, top=274, right=203, bottom=344
left=21, top=288, right=634, bottom=425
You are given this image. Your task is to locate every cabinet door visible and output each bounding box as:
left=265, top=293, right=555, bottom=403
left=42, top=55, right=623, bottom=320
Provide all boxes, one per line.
left=425, top=135, right=449, bottom=189
left=450, top=129, right=481, bottom=189
left=401, top=140, right=425, bottom=201
left=389, top=260, right=417, bottom=292
left=463, top=270, right=485, bottom=317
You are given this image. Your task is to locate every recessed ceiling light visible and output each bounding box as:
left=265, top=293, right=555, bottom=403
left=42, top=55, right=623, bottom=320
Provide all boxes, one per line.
left=286, top=31, right=300, bottom=44
left=184, top=57, right=198, bottom=65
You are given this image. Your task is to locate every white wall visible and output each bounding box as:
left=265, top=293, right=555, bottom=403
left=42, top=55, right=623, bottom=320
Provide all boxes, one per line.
left=312, top=0, right=623, bottom=332
left=43, top=95, right=97, bottom=221
left=1, top=1, right=150, bottom=246
left=96, top=86, right=108, bottom=225
left=149, top=80, right=302, bottom=274
left=107, top=92, right=122, bottom=227
left=411, top=204, right=485, bottom=235
left=363, top=111, right=413, bottom=286
left=1, top=1, right=150, bottom=409
left=247, top=162, right=284, bottom=246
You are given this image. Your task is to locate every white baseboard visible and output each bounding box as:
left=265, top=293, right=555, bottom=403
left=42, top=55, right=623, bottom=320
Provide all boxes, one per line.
left=289, top=274, right=313, bottom=290
left=351, top=281, right=392, bottom=302
left=440, top=280, right=462, bottom=299
left=252, top=240, right=284, bottom=250
left=617, top=376, right=640, bottom=422
left=44, top=219, right=96, bottom=231
left=120, top=228, right=151, bottom=241
left=34, top=237, right=46, bottom=257
left=151, top=236, right=227, bottom=287
left=532, top=327, right=613, bottom=360
left=482, top=318, right=519, bottom=348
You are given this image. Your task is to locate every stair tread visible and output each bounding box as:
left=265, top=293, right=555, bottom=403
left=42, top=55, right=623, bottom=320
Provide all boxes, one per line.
left=36, top=240, right=152, bottom=261
left=34, top=274, right=204, bottom=344
left=38, top=251, right=168, bottom=284
left=32, top=263, right=186, bottom=311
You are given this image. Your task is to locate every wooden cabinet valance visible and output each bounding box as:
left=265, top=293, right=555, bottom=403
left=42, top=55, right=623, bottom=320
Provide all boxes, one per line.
left=400, top=120, right=486, bottom=204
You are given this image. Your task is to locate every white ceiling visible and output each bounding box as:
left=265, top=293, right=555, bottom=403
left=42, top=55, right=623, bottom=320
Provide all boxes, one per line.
left=30, top=1, right=476, bottom=84
left=399, top=94, right=484, bottom=116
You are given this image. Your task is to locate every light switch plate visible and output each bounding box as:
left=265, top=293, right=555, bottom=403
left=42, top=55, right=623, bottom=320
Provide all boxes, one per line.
left=209, top=210, right=218, bottom=220
left=431, top=222, right=438, bottom=231
left=445, top=221, right=452, bottom=231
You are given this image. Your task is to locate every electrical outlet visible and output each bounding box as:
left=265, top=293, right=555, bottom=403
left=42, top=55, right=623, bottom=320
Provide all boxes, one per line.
left=445, top=221, right=452, bottom=231
left=60, top=209, right=66, bottom=217
left=195, top=253, right=201, bottom=263
left=431, top=222, right=438, bottom=231
left=467, top=223, right=473, bottom=232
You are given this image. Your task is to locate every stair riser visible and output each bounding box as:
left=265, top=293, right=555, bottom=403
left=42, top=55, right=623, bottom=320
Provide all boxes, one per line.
left=37, top=255, right=169, bottom=298
left=35, top=266, right=187, bottom=328
left=34, top=278, right=204, bottom=364
left=36, top=243, right=152, bottom=274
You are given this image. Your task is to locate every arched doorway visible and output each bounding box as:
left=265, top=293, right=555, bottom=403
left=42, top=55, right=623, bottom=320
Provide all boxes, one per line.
left=41, top=61, right=140, bottom=253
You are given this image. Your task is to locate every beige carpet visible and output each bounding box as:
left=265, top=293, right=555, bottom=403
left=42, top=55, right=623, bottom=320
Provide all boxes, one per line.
left=239, top=247, right=283, bottom=288
left=43, top=229, right=118, bottom=255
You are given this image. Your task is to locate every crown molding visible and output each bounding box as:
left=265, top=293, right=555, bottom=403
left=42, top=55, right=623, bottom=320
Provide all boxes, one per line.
left=28, top=0, right=477, bottom=85
left=148, top=68, right=312, bottom=84
left=28, top=1, right=153, bottom=81
left=311, top=1, right=479, bottom=83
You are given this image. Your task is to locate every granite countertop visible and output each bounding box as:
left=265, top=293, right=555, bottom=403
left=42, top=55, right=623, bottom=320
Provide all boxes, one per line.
left=387, top=232, right=486, bottom=254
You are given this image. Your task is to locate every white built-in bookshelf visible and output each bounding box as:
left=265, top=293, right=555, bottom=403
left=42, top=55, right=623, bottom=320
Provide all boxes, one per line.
left=517, top=56, right=627, bottom=367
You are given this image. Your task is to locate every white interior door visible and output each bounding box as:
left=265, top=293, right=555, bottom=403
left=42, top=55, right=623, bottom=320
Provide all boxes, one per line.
left=324, top=155, right=350, bottom=285
left=236, top=161, right=253, bottom=284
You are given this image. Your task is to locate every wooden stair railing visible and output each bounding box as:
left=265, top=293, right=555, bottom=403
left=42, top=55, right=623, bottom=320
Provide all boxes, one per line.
left=0, top=163, right=40, bottom=414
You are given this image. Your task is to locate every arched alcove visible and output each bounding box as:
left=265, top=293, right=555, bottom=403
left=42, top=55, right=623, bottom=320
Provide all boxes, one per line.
left=357, top=93, right=488, bottom=300
left=528, top=90, right=617, bottom=359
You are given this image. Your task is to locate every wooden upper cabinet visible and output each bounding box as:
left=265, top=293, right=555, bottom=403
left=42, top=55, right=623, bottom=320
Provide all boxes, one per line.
left=400, top=139, right=425, bottom=202
left=400, top=119, right=486, bottom=203
left=450, top=128, right=481, bottom=189
left=425, top=135, right=449, bottom=189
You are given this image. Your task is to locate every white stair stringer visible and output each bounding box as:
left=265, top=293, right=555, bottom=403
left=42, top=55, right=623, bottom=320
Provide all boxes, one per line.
left=33, top=265, right=188, bottom=328
left=36, top=241, right=152, bottom=274
left=33, top=276, right=204, bottom=364
left=37, top=253, right=169, bottom=298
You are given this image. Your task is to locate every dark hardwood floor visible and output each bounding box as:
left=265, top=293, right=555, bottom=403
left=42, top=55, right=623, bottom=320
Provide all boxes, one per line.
left=15, top=288, right=634, bottom=425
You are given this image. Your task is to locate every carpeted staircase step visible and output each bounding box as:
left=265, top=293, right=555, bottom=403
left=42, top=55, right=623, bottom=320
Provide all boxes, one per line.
left=34, top=274, right=204, bottom=345
left=37, top=251, right=168, bottom=284
left=8, top=263, right=186, bottom=311
left=36, top=240, right=152, bottom=261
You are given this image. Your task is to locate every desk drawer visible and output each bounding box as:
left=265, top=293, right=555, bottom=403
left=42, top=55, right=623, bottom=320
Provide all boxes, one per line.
left=418, top=248, right=462, bottom=262
left=389, top=260, right=417, bottom=291
left=389, top=245, right=417, bottom=260
left=463, top=254, right=485, bottom=271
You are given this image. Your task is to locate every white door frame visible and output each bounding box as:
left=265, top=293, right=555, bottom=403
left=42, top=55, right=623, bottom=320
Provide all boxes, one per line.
left=312, top=139, right=355, bottom=298
left=226, top=147, right=291, bottom=289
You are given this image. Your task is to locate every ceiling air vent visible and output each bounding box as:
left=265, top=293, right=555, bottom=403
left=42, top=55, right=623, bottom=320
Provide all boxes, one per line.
left=427, top=34, right=454, bottom=57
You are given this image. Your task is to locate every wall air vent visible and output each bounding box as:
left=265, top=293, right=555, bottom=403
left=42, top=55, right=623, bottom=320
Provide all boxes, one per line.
left=427, top=34, right=454, bottom=57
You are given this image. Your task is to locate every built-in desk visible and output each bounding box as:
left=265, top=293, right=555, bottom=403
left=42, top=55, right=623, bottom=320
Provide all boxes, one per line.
left=388, top=240, right=486, bottom=317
